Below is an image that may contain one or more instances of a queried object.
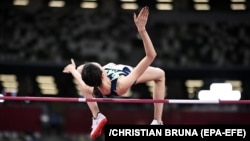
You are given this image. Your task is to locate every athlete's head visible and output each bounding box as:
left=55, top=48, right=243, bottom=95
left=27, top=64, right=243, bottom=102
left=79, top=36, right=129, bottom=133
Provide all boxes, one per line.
left=81, top=62, right=103, bottom=97
left=81, top=62, right=102, bottom=87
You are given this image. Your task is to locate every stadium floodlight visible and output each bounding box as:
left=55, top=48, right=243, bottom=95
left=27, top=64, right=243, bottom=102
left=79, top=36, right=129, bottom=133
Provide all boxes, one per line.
left=198, top=83, right=241, bottom=100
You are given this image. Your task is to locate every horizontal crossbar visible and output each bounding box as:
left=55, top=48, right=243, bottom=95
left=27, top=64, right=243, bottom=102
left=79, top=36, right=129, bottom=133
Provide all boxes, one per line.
left=0, top=96, right=250, bottom=104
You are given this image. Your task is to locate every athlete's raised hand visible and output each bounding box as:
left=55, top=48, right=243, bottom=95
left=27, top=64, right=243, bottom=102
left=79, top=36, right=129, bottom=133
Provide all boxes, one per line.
left=133, top=6, right=149, bottom=32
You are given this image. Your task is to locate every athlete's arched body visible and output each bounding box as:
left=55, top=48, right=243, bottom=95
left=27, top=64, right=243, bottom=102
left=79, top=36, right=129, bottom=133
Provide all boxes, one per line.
left=63, top=6, right=166, bottom=139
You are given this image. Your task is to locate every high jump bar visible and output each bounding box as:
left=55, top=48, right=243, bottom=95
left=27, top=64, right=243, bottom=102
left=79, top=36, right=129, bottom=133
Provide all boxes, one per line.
left=0, top=96, right=250, bottom=104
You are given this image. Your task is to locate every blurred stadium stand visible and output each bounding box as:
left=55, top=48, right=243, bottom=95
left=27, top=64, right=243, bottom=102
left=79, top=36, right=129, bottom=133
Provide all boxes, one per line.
left=0, top=0, right=250, bottom=141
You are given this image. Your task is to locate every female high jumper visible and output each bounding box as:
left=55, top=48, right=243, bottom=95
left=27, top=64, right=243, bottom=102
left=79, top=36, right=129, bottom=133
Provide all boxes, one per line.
left=63, top=6, right=166, bottom=139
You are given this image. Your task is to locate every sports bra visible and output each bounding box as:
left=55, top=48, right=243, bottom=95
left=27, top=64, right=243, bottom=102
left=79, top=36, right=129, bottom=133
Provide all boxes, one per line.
left=103, top=63, right=133, bottom=96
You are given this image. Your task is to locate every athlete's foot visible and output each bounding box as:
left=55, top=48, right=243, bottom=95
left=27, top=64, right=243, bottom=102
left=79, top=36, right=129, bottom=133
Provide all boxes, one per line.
left=90, top=113, right=108, bottom=139
left=150, top=119, right=163, bottom=125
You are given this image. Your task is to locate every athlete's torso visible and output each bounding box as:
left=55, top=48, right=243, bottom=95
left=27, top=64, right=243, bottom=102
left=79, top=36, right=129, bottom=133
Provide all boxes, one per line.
left=103, top=63, right=132, bottom=96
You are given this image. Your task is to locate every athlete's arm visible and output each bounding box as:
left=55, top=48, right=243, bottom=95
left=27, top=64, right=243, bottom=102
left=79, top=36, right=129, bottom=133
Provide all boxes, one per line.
left=118, top=6, right=157, bottom=90
left=63, top=59, right=93, bottom=95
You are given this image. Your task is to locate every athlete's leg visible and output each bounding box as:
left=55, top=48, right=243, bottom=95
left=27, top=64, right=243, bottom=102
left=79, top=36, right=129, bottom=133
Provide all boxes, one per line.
left=81, top=89, right=100, bottom=118
left=136, top=66, right=166, bottom=123
left=81, top=89, right=107, bottom=138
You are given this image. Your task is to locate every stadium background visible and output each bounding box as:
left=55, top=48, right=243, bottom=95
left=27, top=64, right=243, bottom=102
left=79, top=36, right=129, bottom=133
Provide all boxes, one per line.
left=0, top=0, right=250, bottom=140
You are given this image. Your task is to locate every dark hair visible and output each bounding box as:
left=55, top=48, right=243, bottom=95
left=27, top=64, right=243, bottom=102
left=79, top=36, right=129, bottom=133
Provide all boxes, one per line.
left=81, top=63, right=102, bottom=97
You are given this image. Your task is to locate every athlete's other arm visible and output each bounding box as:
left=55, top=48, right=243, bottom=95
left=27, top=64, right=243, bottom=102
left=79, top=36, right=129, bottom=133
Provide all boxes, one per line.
left=119, top=6, right=157, bottom=89
left=63, top=59, right=93, bottom=95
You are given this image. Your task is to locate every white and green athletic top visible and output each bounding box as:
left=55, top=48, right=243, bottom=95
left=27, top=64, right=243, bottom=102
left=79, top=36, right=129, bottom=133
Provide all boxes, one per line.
left=103, top=63, right=133, bottom=96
